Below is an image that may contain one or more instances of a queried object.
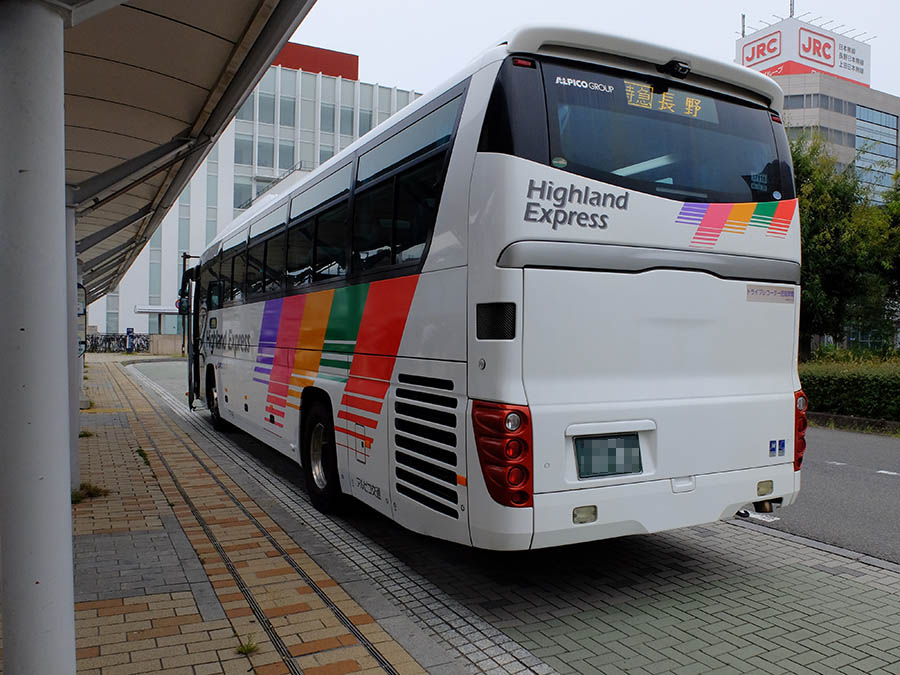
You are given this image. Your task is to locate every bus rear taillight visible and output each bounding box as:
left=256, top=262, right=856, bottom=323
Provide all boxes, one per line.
left=472, top=401, right=533, bottom=507
left=794, top=390, right=808, bottom=471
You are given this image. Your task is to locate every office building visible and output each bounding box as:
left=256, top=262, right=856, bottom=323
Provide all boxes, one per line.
left=88, top=44, right=420, bottom=335
left=736, top=15, right=898, bottom=202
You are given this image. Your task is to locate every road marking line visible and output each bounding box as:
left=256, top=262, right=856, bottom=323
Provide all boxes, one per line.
left=876, top=470, right=899, bottom=476
left=746, top=512, right=781, bottom=523
left=825, top=461, right=847, bottom=466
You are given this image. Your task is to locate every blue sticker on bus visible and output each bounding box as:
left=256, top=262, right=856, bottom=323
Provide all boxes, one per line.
left=778, top=439, right=786, bottom=456
left=769, top=440, right=777, bottom=457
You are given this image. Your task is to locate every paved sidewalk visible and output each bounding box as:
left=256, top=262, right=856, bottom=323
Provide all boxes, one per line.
left=3, top=354, right=900, bottom=675
left=1, top=354, right=434, bottom=675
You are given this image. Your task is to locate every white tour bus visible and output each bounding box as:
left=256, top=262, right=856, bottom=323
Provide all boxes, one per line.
left=181, top=26, right=808, bottom=550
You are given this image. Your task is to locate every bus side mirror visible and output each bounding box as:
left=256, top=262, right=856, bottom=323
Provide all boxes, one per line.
left=177, top=289, right=190, bottom=315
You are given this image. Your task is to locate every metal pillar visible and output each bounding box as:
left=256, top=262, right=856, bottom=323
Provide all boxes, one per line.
left=68, top=207, right=81, bottom=490
left=0, top=1, right=78, bottom=673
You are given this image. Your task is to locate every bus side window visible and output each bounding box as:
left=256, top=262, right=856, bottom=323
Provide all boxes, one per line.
left=265, top=231, right=286, bottom=293
left=199, top=260, right=216, bottom=311
left=232, top=251, right=247, bottom=303
left=477, top=56, right=547, bottom=163
left=286, top=218, right=315, bottom=288
left=352, top=181, right=394, bottom=273
left=208, top=281, right=223, bottom=310
left=219, top=256, right=232, bottom=304
left=201, top=258, right=223, bottom=311
left=394, top=153, right=446, bottom=264
left=349, top=95, right=462, bottom=275
left=246, top=241, right=266, bottom=297
left=314, top=202, right=349, bottom=281
left=357, top=96, right=462, bottom=183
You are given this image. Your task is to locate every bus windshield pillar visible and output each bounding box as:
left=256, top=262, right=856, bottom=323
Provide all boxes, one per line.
left=0, top=2, right=78, bottom=673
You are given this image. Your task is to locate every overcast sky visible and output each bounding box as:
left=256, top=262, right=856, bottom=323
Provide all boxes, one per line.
left=291, top=0, right=896, bottom=96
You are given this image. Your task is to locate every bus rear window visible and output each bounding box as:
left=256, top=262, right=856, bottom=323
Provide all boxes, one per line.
left=541, top=61, right=794, bottom=203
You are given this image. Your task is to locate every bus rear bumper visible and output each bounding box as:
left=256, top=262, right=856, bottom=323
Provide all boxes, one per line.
left=531, top=463, right=798, bottom=549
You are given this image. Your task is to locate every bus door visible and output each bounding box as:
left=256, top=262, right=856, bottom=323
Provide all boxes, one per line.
left=179, top=266, right=200, bottom=409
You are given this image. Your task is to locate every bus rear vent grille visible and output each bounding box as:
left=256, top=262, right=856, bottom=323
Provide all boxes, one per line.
left=393, top=379, right=460, bottom=520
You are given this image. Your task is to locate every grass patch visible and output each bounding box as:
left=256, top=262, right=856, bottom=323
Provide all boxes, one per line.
left=71, top=481, right=110, bottom=504
left=236, top=635, right=258, bottom=655
left=78, top=430, right=93, bottom=438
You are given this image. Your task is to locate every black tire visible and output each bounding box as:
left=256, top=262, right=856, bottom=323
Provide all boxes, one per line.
left=300, top=401, right=343, bottom=513
left=206, top=368, right=228, bottom=431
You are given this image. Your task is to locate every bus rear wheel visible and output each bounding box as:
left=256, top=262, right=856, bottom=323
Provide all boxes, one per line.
left=301, top=401, right=343, bottom=513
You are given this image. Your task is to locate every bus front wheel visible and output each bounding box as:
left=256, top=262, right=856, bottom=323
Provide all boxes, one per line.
left=301, top=402, right=343, bottom=513
left=206, top=368, right=227, bottom=431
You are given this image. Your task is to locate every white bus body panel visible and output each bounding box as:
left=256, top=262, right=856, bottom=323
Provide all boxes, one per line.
left=467, top=152, right=801, bottom=547
left=469, top=154, right=800, bottom=259
left=523, top=268, right=798, bottom=491
left=396, top=267, right=467, bottom=361
left=531, top=463, right=796, bottom=549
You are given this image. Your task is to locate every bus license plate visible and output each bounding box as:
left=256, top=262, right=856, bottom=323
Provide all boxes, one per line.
left=575, top=434, right=642, bottom=479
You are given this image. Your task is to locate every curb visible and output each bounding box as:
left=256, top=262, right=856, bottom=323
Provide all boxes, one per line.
left=808, top=411, right=900, bottom=435
left=728, top=517, right=900, bottom=574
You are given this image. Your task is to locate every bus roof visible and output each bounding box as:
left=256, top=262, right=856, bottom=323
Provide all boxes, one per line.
left=202, top=26, right=784, bottom=264
left=499, top=26, right=783, bottom=110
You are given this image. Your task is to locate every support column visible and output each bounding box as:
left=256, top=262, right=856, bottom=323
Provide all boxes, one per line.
left=0, top=2, right=77, bottom=674
left=68, top=207, right=81, bottom=490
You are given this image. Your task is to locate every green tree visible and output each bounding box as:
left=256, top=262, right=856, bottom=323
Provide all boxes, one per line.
left=791, top=133, right=899, bottom=357
left=880, top=173, right=900, bottom=296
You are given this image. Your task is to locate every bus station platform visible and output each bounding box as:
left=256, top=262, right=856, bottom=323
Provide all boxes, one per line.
left=2, top=354, right=451, bottom=675
left=4, top=355, right=900, bottom=675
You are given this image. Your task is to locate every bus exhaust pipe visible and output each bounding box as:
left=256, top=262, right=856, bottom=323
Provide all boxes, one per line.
left=753, top=500, right=774, bottom=513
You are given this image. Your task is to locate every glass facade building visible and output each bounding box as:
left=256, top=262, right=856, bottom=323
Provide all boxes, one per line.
left=779, top=78, right=900, bottom=203
left=230, top=68, right=417, bottom=211
left=855, top=105, right=898, bottom=200
left=88, top=47, right=420, bottom=335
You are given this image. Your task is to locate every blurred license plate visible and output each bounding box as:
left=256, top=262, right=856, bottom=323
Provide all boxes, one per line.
left=575, top=434, right=642, bottom=478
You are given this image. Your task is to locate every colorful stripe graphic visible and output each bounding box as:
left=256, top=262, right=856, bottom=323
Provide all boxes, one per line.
left=250, top=277, right=420, bottom=458
left=675, top=199, right=797, bottom=248
left=339, top=276, right=419, bottom=461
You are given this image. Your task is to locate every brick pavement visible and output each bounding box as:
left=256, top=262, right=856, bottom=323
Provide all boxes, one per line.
left=0, top=355, right=434, bottom=674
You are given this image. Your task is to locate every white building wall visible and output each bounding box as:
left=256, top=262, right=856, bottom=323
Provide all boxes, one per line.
left=116, top=245, right=149, bottom=334
left=87, top=64, right=419, bottom=334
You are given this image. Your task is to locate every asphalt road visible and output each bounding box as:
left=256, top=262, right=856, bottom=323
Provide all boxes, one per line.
left=136, top=361, right=900, bottom=563
left=747, top=425, right=900, bottom=563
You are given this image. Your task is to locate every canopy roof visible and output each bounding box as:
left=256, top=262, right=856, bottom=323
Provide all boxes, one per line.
left=65, top=0, right=317, bottom=303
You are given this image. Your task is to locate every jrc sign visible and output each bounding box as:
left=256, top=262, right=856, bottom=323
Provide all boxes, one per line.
left=736, top=17, right=870, bottom=87
left=799, top=27, right=833, bottom=66
left=742, top=31, right=781, bottom=67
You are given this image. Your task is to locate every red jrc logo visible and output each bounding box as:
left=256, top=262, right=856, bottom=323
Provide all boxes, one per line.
left=743, top=31, right=781, bottom=66
left=799, top=28, right=835, bottom=66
